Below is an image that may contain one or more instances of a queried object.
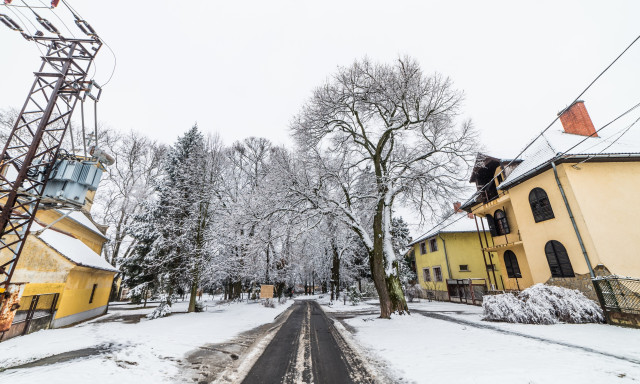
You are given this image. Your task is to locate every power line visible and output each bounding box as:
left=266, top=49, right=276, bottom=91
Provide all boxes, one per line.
left=60, top=0, right=116, bottom=87
left=573, top=114, right=640, bottom=167
left=413, top=33, right=640, bottom=242
left=557, top=100, right=640, bottom=158
left=416, top=99, right=640, bottom=245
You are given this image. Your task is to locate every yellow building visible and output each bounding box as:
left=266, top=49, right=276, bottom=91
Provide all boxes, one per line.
left=461, top=101, right=640, bottom=300
left=0, top=202, right=117, bottom=340
left=408, top=210, right=503, bottom=304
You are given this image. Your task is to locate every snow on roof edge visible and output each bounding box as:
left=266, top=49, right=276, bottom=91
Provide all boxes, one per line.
left=32, top=223, right=118, bottom=273
left=409, top=213, right=482, bottom=245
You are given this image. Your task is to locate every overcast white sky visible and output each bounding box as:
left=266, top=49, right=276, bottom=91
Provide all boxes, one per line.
left=2, top=0, right=639, bottom=234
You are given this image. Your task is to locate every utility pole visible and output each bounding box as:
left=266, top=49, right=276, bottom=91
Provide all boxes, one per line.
left=0, top=2, right=103, bottom=331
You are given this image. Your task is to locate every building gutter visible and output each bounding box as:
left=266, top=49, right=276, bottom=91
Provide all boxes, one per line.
left=500, top=154, right=640, bottom=191
left=551, top=161, right=595, bottom=278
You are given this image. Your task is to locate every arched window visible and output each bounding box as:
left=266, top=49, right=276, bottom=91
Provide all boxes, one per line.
left=485, top=214, right=498, bottom=237
left=494, top=209, right=510, bottom=235
left=529, top=188, right=554, bottom=223
left=503, top=250, right=521, bottom=278
left=545, top=240, right=575, bottom=278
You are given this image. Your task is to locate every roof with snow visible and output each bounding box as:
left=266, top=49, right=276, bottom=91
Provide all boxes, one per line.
left=61, top=210, right=108, bottom=239
left=499, top=128, right=640, bottom=189
left=32, top=222, right=118, bottom=273
left=409, top=212, right=480, bottom=245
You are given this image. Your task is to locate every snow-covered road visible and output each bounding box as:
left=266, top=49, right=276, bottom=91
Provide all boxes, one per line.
left=0, top=298, right=293, bottom=383
left=334, top=300, right=640, bottom=384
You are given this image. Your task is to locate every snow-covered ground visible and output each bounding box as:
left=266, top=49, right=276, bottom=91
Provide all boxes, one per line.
left=0, top=297, right=293, bottom=383
left=336, top=300, right=640, bottom=384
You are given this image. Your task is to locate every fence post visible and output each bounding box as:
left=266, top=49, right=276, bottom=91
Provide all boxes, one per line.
left=470, top=280, right=476, bottom=305
left=23, top=295, right=39, bottom=336
left=592, top=279, right=611, bottom=324
left=48, top=293, right=59, bottom=329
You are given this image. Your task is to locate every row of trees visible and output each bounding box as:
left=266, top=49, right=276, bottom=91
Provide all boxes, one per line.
left=89, top=56, right=476, bottom=318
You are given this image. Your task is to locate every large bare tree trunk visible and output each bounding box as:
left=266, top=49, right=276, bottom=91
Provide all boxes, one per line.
left=188, top=279, right=198, bottom=312
left=330, top=240, right=340, bottom=301
left=371, top=200, right=408, bottom=318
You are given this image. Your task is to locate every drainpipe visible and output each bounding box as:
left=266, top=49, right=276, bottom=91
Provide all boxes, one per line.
left=551, top=161, right=595, bottom=278
left=438, top=233, right=453, bottom=302
left=438, top=234, right=453, bottom=277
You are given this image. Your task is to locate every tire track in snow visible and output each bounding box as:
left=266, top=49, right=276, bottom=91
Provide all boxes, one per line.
left=243, top=301, right=373, bottom=383
left=412, top=309, right=640, bottom=365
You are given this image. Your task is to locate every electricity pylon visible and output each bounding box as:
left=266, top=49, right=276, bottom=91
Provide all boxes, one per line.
left=0, top=1, right=102, bottom=330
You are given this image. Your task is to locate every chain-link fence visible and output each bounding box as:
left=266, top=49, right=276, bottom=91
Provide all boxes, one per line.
left=593, top=276, right=640, bottom=328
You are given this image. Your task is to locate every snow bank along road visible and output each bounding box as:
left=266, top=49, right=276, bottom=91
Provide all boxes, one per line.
left=338, top=301, right=640, bottom=383
left=243, top=301, right=373, bottom=383
left=0, top=299, right=294, bottom=383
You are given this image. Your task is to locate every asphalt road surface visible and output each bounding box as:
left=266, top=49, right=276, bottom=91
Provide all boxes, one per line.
left=242, top=301, right=373, bottom=384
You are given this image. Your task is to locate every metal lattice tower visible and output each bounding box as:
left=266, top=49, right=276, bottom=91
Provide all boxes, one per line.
left=0, top=15, right=102, bottom=294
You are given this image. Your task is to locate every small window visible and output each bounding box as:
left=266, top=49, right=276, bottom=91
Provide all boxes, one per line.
left=433, top=266, right=443, bottom=282
left=503, top=250, right=522, bottom=278
left=423, top=268, right=431, bottom=282
left=545, top=240, right=574, bottom=277
left=494, top=209, right=510, bottom=235
left=459, top=264, right=470, bottom=272
left=486, top=264, right=496, bottom=272
left=89, top=284, right=98, bottom=304
left=529, top=188, right=555, bottom=223
left=428, top=238, right=438, bottom=252
left=420, top=242, right=427, bottom=254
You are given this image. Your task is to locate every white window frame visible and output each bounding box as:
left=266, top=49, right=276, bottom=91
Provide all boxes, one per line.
left=428, top=237, right=438, bottom=252
left=433, top=266, right=443, bottom=282
left=423, top=267, right=431, bottom=282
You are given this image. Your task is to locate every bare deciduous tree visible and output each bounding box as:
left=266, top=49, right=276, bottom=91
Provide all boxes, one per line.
left=94, top=131, right=166, bottom=266
left=290, top=56, right=476, bottom=318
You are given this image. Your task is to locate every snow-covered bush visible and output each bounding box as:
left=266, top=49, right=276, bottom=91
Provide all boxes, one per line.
left=482, top=284, right=604, bottom=324
left=348, top=286, right=363, bottom=305
left=194, top=301, right=204, bottom=312
left=146, top=300, right=172, bottom=320
left=405, top=283, right=422, bottom=303
left=359, top=280, right=379, bottom=298
left=262, top=298, right=275, bottom=308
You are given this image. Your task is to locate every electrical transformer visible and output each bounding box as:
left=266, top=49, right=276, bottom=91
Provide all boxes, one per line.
left=41, top=159, right=103, bottom=207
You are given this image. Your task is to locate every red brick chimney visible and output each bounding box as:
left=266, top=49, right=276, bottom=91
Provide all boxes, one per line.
left=558, top=101, right=597, bottom=137
left=453, top=202, right=462, bottom=213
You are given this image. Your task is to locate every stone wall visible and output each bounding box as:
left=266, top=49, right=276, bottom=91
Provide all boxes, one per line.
left=545, top=265, right=611, bottom=301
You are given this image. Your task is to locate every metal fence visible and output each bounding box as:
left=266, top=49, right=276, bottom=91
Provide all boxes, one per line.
left=447, top=278, right=486, bottom=306
left=0, top=293, right=59, bottom=342
left=593, top=276, right=640, bottom=328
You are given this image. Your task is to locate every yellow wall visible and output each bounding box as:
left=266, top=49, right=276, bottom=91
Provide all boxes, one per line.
left=414, top=232, right=503, bottom=293
left=562, top=161, right=640, bottom=276
left=0, top=236, right=74, bottom=287
left=493, top=245, right=535, bottom=291
left=414, top=237, right=448, bottom=293
left=55, top=266, right=115, bottom=319
left=1, top=205, right=114, bottom=325
left=472, top=160, right=640, bottom=291
left=22, top=283, right=66, bottom=298
left=507, top=166, right=595, bottom=284
left=36, top=209, right=106, bottom=254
